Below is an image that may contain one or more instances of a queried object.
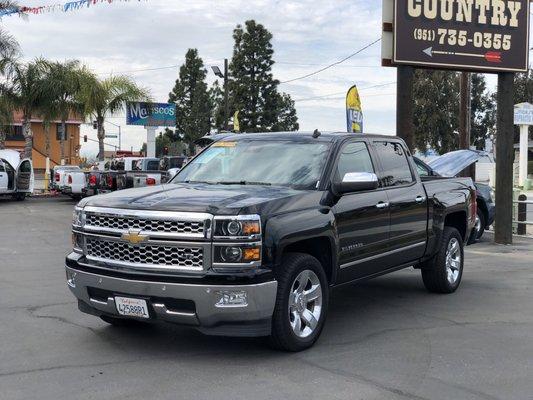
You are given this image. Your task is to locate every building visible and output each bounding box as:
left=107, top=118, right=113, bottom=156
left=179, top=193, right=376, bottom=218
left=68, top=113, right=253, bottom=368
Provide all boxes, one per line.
left=3, top=111, right=82, bottom=173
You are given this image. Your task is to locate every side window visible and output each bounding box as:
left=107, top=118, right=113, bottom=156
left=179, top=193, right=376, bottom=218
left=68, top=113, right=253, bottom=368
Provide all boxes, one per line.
left=0, top=161, right=5, bottom=172
left=415, top=160, right=429, bottom=177
left=374, top=141, right=414, bottom=187
left=147, top=160, right=159, bottom=170
left=336, top=142, right=374, bottom=181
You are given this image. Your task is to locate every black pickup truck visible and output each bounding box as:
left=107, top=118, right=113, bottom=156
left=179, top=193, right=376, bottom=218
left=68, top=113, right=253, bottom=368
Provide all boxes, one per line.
left=66, top=132, right=476, bottom=351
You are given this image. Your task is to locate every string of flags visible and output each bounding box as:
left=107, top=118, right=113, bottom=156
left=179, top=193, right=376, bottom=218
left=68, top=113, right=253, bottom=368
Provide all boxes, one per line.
left=0, top=0, right=145, bottom=17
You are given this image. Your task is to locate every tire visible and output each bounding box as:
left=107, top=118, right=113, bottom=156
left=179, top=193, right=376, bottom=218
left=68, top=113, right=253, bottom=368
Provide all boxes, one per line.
left=421, top=227, right=464, bottom=294
left=467, top=209, right=485, bottom=245
left=269, top=253, right=329, bottom=352
left=12, top=193, right=26, bottom=201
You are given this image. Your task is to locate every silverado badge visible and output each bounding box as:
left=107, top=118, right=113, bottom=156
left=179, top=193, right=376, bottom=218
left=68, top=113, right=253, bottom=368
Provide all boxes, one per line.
left=122, top=229, right=148, bottom=245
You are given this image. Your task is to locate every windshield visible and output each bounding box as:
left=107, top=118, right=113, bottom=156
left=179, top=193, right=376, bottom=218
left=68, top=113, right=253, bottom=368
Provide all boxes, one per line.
left=173, top=139, right=330, bottom=188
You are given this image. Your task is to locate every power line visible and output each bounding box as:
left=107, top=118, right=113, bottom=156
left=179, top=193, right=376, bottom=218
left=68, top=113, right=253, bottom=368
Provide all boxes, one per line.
left=279, top=38, right=381, bottom=84
left=293, top=82, right=396, bottom=102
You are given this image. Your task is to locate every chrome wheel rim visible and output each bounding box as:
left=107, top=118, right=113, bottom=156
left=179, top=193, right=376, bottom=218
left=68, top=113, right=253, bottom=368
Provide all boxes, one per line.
left=446, top=238, right=461, bottom=285
left=474, top=215, right=481, bottom=235
left=288, top=270, right=322, bottom=338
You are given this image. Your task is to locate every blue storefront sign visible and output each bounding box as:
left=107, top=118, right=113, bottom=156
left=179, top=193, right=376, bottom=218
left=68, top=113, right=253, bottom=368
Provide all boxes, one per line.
left=126, top=102, right=176, bottom=127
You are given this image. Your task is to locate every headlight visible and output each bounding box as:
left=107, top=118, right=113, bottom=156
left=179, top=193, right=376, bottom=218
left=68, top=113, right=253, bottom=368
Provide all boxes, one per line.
left=213, top=215, right=261, bottom=238
left=72, top=207, right=84, bottom=227
left=214, top=244, right=261, bottom=264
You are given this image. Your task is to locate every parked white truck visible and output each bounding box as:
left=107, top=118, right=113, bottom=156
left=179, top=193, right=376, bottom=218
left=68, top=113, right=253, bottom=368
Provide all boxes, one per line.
left=0, top=150, right=34, bottom=201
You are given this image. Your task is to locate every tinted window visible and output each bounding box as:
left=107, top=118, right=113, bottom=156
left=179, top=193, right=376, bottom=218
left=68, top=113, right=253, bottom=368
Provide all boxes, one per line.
left=374, top=141, right=414, bottom=187
left=147, top=160, right=159, bottom=170
left=336, top=142, right=374, bottom=181
left=414, top=158, right=430, bottom=177
left=0, top=162, right=4, bottom=172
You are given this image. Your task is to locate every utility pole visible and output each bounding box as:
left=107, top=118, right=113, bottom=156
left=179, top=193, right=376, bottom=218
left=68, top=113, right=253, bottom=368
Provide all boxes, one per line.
left=211, top=59, right=230, bottom=131
left=223, top=58, right=229, bottom=131
left=396, top=65, right=415, bottom=151
left=494, top=72, right=515, bottom=245
left=459, top=72, right=473, bottom=178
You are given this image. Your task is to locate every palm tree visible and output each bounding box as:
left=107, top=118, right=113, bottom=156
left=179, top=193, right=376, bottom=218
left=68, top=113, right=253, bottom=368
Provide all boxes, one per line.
left=0, top=58, right=49, bottom=159
left=80, top=75, right=150, bottom=160
left=44, top=60, right=89, bottom=163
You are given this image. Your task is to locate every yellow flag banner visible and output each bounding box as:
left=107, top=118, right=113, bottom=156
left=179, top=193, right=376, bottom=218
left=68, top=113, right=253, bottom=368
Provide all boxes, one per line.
left=233, top=110, right=240, bottom=133
left=346, top=85, right=363, bottom=133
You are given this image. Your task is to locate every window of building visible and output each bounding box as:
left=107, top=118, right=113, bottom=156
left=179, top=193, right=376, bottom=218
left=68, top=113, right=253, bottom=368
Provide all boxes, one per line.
left=56, top=124, right=67, bottom=141
left=374, top=141, right=414, bottom=187
left=5, top=126, right=24, bottom=141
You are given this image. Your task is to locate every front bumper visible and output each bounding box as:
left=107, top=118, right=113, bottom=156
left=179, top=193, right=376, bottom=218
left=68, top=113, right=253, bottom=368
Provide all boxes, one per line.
left=65, top=265, right=278, bottom=337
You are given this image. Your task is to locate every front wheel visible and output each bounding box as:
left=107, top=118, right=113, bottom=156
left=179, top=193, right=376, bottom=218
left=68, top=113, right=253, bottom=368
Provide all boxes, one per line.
left=12, top=193, right=26, bottom=201
left=467, top=209, right=485, bottom=245
left=421, top=226, right=464, bottom=294
left=270, top=253, right=329, bottom=352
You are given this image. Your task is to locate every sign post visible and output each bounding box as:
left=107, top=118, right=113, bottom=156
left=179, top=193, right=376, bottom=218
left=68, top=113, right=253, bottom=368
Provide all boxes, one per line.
left=126, top=102, right=177, bottom=158
left=383, top=0, right=530, bottom=245
left=514, top=102, right=533, bottom=187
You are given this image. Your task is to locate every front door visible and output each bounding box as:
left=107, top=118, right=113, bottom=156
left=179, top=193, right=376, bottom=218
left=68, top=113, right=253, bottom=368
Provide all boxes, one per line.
left=332, top=140, right=390, bottom=283
left=16, top=159, right=33, bottom=193
left=373, top=141, right=427, bottom=265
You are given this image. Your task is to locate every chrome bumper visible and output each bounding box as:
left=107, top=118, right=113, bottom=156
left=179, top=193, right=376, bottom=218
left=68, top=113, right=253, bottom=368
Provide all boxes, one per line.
left=65, top=266, right=277, bottom=336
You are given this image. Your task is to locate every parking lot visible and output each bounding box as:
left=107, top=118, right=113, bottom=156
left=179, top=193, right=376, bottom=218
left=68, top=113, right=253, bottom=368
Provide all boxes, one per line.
left=1, top=197, right=532, bottom=400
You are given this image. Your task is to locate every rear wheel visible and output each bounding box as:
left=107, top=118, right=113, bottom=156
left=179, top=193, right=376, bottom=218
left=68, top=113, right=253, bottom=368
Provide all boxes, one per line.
left=422, top=227, right=464, bottom=294
left=270, top=253, right=328, bottom=352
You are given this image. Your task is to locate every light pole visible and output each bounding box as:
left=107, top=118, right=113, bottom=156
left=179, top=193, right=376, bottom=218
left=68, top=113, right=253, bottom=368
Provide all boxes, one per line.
left=105, top=120, right=122, bottom=150
left=211, top=59, right=229, bottom=131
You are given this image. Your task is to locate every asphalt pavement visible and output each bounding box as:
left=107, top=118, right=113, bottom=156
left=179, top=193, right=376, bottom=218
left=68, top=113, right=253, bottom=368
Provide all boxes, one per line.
left=1, top=197, right=532, bottom=400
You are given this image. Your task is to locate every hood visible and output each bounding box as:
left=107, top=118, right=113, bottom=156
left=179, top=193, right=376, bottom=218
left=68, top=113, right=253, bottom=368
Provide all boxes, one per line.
left=79, top=182, right=320, bottom=216
left=0, top=149, right=22, bottom=168
left=428, top=150, right=488, bottom=177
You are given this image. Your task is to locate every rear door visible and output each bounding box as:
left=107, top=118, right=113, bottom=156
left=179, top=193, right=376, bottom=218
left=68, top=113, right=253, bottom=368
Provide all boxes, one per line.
left=372, top=140, right=427, bottom=264
left=332, top=140, right=391, bottom=283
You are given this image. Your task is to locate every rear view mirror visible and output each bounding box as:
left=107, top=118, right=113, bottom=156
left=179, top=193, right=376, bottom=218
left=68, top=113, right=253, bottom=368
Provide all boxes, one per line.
left=334, top=172, right=378, bottom=195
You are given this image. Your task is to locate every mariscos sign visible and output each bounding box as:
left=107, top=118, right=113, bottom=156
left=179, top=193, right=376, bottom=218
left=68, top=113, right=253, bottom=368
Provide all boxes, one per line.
left=126, top=102, right=176, bottom=127
left=393, top=0, right=530, bottom=72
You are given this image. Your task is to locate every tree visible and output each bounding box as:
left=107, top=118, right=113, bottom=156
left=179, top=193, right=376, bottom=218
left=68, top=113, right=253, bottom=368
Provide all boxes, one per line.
left=80, top=75, right=149, bottom=161
left=45, top=60, right=88, bottom=163
left=229, top=20, right=298, bottom=133
left=413, top=69, right=460, bottom=154
left=0, top=1, right=21, bottom=63
left=0, top=58, right=49, bottom=159
left=168, top=49, right=212, bottom=154
left=470, top=74, right=495, bottom=150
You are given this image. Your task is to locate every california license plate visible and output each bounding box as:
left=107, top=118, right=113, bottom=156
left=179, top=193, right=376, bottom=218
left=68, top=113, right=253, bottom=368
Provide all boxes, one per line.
left=115, top=296, right=150, bottom=319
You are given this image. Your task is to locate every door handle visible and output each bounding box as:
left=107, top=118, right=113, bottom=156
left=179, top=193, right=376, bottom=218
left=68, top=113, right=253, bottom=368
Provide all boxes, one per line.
left=376, top=201, right=389, bottom=209
left=415, top=195, right=426, bottom=203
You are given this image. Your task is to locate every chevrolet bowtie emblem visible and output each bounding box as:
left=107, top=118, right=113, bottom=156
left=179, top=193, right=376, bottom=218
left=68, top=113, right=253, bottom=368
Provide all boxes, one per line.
left=122, top=229, right=148, bottom=245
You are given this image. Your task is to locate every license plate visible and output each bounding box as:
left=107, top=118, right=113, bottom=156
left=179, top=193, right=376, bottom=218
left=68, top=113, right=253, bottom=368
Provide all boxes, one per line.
left=115, top=296, right=150, bottom=319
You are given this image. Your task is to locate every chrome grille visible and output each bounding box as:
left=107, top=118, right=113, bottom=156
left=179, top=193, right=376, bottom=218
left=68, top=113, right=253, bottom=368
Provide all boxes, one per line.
left=86, top=238, right=203, bottom=270
left=85, top=213, right=205, bottom=236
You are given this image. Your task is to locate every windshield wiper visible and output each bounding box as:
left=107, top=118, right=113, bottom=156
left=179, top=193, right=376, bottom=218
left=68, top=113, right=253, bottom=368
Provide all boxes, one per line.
left=183, top=180, right=216, bottom=184
left=216, top=181, right=272, bottom=186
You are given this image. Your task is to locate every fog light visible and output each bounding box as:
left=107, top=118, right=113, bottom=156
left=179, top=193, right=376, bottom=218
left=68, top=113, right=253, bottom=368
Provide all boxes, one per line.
left=215, top=290, right=248, bottom=308
left=66, top=270, right=77, bottom=288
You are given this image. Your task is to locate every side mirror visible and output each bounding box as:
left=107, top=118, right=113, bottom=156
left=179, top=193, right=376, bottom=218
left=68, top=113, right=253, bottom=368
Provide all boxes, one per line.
left=333, top=172, right=378, bottom=195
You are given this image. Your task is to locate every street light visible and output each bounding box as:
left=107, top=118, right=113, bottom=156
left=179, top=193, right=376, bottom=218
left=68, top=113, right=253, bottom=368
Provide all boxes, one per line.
left=211, top=59, right=229, bottom=131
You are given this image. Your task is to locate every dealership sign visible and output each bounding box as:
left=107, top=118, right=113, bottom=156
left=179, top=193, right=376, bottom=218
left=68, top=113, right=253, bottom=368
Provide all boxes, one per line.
left=126, top=102, right=176, bottom=127
left=393, top=0, right=530, bottom=72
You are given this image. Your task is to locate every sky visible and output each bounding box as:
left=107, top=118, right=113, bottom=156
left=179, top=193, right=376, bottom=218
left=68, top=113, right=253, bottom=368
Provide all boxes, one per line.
left=0, top=0, right=495, bottom=157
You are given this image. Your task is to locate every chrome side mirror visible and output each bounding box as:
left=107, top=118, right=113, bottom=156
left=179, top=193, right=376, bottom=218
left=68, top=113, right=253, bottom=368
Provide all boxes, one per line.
left=334, top=172, right=378, bottom=195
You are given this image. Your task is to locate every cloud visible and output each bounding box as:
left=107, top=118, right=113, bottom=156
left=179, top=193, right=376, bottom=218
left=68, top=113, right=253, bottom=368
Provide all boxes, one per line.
left=3, top=0, right=399, bottom=156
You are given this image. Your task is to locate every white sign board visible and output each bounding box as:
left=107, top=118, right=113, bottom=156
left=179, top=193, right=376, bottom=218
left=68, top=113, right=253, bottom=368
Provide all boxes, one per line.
left=514, top=103, right=533, bottom=126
